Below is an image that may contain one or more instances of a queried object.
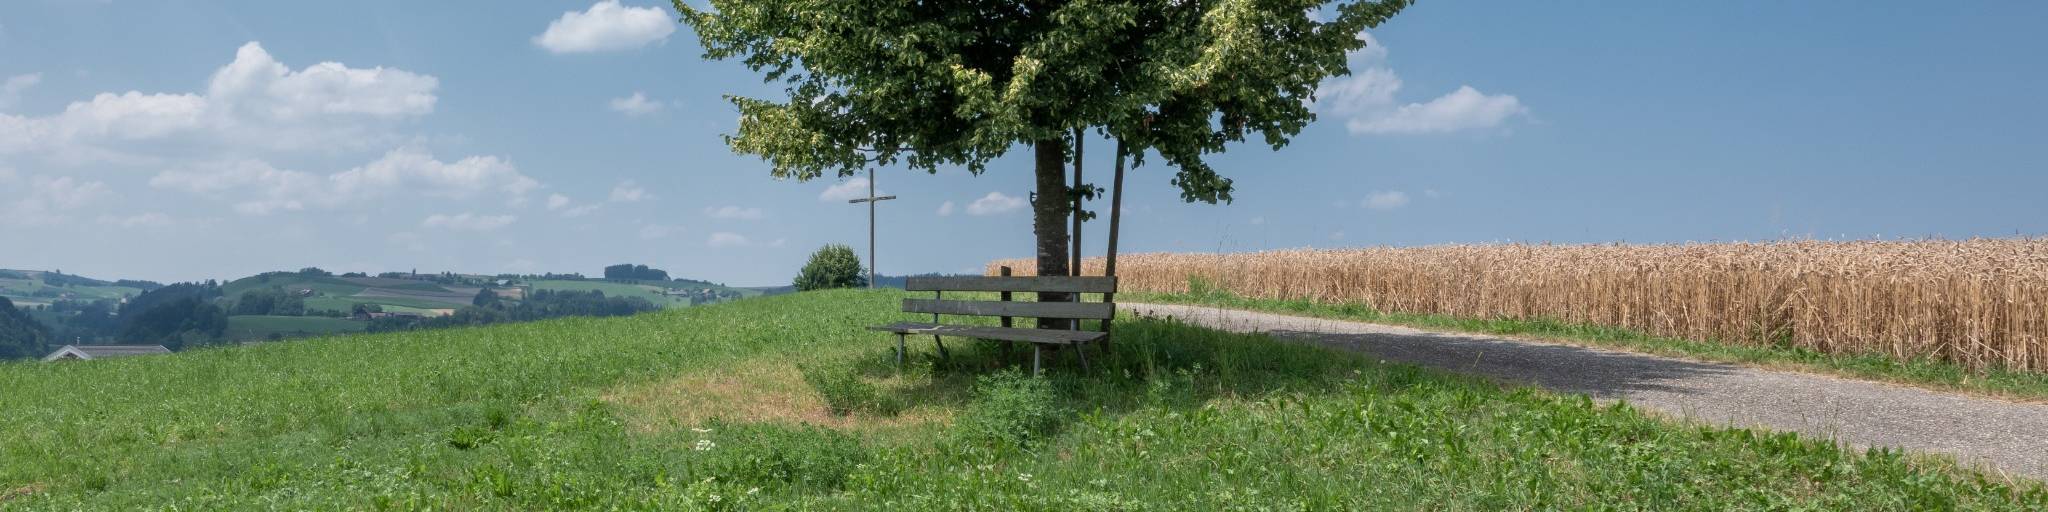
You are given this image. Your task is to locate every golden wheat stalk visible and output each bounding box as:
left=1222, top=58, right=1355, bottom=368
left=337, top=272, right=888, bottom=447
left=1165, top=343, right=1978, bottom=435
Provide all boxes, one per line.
left=991, top=239, right=2048, bottom=372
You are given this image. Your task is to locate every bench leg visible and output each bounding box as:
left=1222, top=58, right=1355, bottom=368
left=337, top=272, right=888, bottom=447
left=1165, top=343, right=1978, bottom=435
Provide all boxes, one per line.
left=895, top=333, right=906, bottom=370
left=932, top=335, right=949, bottom=360
left=1074, top=343, right=1090, bottom=372
left=1032, top=345, right=1043, bottom=376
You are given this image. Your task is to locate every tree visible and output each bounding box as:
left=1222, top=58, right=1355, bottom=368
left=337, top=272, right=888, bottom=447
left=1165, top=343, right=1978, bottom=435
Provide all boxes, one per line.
left=794, top=244, right=867, bottom=291
left=473, top=287, right=501, bottom=308
left=0, top=297, right=51, bottom=360
left=677, top=0, right=1409, bottom=319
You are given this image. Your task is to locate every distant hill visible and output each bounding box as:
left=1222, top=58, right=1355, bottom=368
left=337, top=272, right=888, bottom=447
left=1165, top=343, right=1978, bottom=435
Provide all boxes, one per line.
left=0, top=269, right=158, bottom=307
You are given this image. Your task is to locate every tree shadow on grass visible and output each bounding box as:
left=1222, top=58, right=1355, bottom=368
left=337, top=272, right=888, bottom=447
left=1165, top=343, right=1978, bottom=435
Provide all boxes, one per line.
left=842, top=316, right=1442, bottom=425
left=838, top=311, right=1741, bottom=434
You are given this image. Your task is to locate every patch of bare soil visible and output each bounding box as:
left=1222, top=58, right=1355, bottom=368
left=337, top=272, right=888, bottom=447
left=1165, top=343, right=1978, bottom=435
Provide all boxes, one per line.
left=603, top=359, right=945, bottom=432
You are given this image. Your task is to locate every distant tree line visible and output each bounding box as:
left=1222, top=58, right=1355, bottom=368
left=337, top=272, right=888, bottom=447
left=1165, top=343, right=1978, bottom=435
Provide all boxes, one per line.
left=603, top=264, right=669, bottom=282
left=233, top=288, right=306, bottom=316
left=366, top=289, right=658, bottom=333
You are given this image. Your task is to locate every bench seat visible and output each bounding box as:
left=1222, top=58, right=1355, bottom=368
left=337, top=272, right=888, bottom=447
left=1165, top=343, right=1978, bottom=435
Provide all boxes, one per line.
left=866, top=322, right=1107, bottom=345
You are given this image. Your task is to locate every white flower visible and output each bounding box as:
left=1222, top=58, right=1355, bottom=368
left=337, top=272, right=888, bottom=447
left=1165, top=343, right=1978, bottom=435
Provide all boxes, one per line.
left=691, top=427, right=713, bottom=433
left=694, top=439, right=717, bottom=451
left=1017, top=473, right=1033, bottom=482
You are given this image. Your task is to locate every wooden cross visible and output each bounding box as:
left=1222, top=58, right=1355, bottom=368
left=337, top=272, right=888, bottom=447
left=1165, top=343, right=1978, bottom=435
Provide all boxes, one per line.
left=847, top=168, right=896, bottom=289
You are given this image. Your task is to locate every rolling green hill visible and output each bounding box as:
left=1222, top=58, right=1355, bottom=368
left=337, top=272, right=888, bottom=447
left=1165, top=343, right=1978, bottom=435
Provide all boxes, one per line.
left=0, top=270, right=148, bottom=307
left=0, top=290, right=2038, bottom=509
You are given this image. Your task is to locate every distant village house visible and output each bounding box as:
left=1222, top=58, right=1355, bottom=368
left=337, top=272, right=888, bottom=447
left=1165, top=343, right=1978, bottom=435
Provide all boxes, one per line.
left=42, top=345, right=172, bottom=362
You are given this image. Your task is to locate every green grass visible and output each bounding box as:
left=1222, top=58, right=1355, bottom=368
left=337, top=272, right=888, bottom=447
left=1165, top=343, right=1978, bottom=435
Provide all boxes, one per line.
left=223, top=315, right=366, bottom=341
left=0, top=289, right=2040, bottom=509
left=1126, top=287, right=2048, bottom=402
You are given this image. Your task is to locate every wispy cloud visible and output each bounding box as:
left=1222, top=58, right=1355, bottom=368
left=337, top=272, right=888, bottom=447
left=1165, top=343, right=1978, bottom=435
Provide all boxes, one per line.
left=421, top=213, right=516, bottom=231
left=707, top=231, right=751, bottom=248
left=966, top=192, right=1025, bottom=216
left=610, top=180, right=648, bottom=202
left=1361, top=190, right=1410, bottom=210
left=703, top=205, right=764, bottom=220
left=609, top=91, right=664, bottom=116
left=818, top=177, right=874, bottom=202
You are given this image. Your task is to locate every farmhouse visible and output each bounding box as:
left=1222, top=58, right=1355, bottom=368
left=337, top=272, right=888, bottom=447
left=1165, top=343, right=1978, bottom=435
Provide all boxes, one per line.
left=41, top=345, right=172, bottom=362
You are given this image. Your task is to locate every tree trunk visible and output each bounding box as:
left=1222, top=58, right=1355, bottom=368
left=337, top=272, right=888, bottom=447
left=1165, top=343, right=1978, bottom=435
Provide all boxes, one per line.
left=1032, top=138, right=1072, bottom=329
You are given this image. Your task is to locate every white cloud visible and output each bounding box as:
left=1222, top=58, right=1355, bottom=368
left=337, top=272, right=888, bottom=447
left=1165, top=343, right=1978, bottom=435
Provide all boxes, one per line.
left=421, top=213, right=516, bottom=231
left=1, top=42, right=439, bottom=159
left=818, top=177, right=873, bottom=202
left=610, top=180, right=648, bottom=202
left=706, top=231, right=751, bottom=248
left=703, top=205, right=763, bottom=220
left=1, top=72, right=42, bottom=109
left=545, top=193, right=602, bottom=217
left=1347, top=86, right=1526, bottom=135
left=966, top=191, right=1026, bottom=216
left=936, top=200, right=956, bottom=217
left=0, top=167, right=16, bottom=183
left=609, top=91, right=664, bottom=116
left=1361, top=190, right=1410, bottom=210
left=96, top=212, right=173, bottom=228
left=151, top=148, right=539, bottom=215
left=1317, top=31, right=1526, bottom=136
left=534, top=1, right=677, bottom=54
left=639, top=224, right=681, bottom=240
left=3, top=175, right=112, bottom=226
left=1249, top=216, right=1265, bottom=225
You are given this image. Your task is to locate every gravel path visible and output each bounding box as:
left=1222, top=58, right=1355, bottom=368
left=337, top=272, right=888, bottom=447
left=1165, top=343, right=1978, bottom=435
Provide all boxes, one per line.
left=1124, top=302, right=2048, bottom=481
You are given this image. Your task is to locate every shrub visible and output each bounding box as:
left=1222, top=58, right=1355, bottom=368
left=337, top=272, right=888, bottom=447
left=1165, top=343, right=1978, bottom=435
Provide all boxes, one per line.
left=793, top=244, right=866, bottom=291
left=954, top=369, right=1064, bottom=447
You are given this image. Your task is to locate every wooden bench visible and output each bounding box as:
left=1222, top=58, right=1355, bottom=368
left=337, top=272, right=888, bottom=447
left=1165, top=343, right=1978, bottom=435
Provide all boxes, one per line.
left=867, top=274, right=1117, bottom=374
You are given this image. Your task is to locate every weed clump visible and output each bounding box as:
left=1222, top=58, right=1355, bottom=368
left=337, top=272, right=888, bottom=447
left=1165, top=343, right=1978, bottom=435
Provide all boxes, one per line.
left=953, top=369, right=1064, bottom=447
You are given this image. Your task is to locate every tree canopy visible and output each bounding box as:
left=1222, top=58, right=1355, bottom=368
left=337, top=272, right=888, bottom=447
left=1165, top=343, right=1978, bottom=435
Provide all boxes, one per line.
left=0, top=297, right=51, bottom=360
left=676, top=0, right=1408, bottom=204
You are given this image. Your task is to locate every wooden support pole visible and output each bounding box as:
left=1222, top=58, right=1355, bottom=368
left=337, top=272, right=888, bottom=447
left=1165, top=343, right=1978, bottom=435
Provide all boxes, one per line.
left=1071, top=128, right=1084, bottom=278
left=1102, top=138, right=1128, bottom=350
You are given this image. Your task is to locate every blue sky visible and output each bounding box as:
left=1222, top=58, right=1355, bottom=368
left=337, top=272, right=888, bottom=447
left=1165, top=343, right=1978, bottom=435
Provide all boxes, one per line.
left=2, top=1, right=2043, bottom=286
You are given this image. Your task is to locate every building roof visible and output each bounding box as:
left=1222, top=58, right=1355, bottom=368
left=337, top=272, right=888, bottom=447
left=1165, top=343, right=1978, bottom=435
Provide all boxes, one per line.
left=42, top=344, right=173, bottom=362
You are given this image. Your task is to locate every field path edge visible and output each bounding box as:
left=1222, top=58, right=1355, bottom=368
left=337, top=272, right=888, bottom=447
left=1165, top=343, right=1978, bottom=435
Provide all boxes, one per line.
left=1122, top=302, right=2048, bottom=481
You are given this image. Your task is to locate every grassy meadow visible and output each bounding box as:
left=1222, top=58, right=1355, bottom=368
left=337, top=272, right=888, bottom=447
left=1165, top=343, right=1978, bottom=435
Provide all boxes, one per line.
left=1, top=289, right=2042, bottom=509
left=223, top=315, right=367, bottom=341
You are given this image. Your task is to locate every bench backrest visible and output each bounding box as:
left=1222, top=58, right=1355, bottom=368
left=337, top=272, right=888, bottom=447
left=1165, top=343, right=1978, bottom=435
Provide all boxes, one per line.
left=903, top=276, right=1116, bottom=321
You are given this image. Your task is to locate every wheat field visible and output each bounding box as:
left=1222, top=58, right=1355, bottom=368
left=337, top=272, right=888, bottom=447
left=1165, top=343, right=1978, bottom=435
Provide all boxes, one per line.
left=992, top=239, right=2048, bottom=372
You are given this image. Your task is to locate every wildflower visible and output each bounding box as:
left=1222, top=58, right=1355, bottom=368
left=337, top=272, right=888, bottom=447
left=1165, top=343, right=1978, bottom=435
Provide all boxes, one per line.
left=1017, top=473, right=1032, bottom=482
left=694, top=439, right=716, bottom=451
left=691, top=427, right=714, bottom=433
